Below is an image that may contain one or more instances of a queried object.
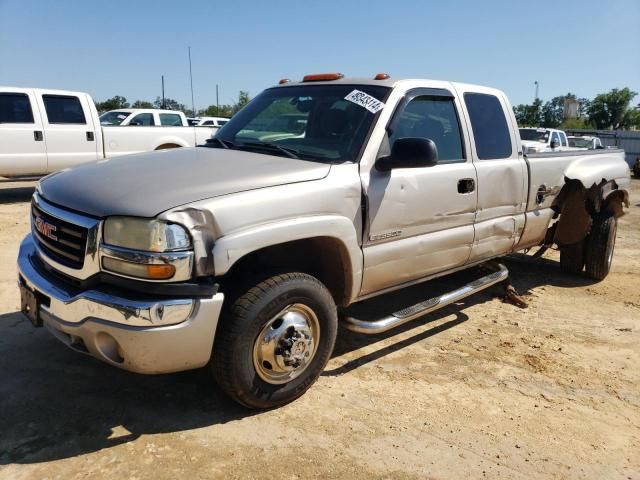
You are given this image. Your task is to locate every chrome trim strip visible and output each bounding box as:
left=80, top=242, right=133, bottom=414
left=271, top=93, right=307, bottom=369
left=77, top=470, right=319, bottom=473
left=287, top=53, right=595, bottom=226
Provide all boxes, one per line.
left=344, top=263, right=509, bottom=334
left=100, top=244, right=194, bottom=282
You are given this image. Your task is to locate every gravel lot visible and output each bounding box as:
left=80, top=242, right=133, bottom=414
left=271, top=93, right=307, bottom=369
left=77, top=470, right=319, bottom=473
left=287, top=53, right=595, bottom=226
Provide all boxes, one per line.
left=1, top=178, right=638, bottom=479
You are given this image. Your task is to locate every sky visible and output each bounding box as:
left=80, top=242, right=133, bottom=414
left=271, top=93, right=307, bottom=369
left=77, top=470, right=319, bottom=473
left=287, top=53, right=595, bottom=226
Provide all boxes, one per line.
left=1, top=0, right=639, bottom=110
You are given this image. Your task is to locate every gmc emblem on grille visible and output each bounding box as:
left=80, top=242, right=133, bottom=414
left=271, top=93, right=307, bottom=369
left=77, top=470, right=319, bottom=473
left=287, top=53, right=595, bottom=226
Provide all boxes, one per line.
left=34, top=216, right=58, bottom=241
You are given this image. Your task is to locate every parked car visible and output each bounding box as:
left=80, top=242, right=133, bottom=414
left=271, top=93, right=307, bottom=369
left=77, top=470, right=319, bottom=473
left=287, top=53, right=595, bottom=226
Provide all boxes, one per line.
left=519, top=127, right=573, bottom=153
left=18, top=74, right=630, bottom=409
left=186, top=116, right=230, bottom=127
left=0, top=87, right=217, bottom=177
left=568, top=135, right=603, bottom=150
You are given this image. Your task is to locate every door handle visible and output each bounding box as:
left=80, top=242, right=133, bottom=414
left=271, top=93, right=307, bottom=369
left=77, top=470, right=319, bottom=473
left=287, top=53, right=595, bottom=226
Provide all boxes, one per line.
left=34, top=131, right=43, bottom=142
left=86, top=131, right=95, bottom=141
left=457, top=178, right=475, bottom=194
left=536, top=184, right=559, bottom=205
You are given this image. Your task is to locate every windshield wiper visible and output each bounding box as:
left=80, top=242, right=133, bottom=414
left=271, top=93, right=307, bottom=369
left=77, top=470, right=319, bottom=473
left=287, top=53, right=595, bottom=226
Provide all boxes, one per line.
left=238, top=141, right=301, bottom=159
left=202, top=137, right=234, bottom=149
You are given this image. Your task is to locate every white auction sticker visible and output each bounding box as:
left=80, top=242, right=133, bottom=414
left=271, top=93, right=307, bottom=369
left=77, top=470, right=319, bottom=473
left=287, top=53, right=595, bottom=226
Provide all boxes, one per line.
left=344, top=90, right=385, bottom=114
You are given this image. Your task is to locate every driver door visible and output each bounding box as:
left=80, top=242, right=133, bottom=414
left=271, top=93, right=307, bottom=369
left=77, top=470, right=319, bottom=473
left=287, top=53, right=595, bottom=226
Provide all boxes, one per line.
left=360, top=88, right=477, bottom=296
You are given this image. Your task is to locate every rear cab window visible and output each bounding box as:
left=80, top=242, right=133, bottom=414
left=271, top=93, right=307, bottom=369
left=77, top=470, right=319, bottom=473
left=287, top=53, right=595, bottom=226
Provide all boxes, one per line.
left=0, top=93, right=34, bottom=123
left=42, top=95, right=86, bottom=124
left=463, top=92, right=512, bottom=160
left=159, top=113, right=183, bottom=126
left=130, top=113, right=155, bottom=126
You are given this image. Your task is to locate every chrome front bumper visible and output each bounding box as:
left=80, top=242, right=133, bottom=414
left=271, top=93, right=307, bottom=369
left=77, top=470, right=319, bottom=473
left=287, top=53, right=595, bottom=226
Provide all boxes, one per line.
left=17, top=234, right=225, bottom=374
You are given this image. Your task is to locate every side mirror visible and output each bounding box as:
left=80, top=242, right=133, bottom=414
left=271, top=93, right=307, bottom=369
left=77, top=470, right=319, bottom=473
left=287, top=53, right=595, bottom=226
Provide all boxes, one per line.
left=376, top=138, right=438, bottom=172
left=550, top=138, right=560, bottom=149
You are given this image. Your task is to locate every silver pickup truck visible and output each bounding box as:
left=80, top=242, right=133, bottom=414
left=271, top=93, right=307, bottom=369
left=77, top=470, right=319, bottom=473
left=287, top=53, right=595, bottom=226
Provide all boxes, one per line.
left=17, top=74, right=630, bottom=409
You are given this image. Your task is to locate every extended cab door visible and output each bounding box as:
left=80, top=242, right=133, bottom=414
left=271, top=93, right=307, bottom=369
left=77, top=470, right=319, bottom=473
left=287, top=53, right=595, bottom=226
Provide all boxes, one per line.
left=35, top=91, right=100, bottom=172
left=458, top=88, right=527, bottom=263
left=360, top=87, right=477, bottom=295
left=0, top=89, right=47, bottom=176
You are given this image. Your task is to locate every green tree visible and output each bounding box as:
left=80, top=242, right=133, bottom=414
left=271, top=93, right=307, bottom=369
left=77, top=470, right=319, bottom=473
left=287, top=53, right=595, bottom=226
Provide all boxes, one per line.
left=198, top=104, right=233, bottom=117
left=559, top=117, right=593, bottom=130
left=232, top=90, right=251, bottom=114
left=153, top=96, right=190, bottom=113
left=131, top=100, right=154, bottom=108
left=622, top=108, right=640, bottom=129
left=95, top=95, right=129, bottom=112
left=513, top=98, right=543, bottom=126
left=587, top=88, right=638, bottom=129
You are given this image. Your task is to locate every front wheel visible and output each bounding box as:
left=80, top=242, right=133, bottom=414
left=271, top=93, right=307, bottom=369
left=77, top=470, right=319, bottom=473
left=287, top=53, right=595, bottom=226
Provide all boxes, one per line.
left=211, top=273, right=337, bottom=409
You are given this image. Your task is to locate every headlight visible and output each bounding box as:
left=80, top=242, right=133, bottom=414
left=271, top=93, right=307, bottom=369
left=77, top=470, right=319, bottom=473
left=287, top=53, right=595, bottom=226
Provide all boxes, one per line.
left=103, top=217, right=191, bottom=252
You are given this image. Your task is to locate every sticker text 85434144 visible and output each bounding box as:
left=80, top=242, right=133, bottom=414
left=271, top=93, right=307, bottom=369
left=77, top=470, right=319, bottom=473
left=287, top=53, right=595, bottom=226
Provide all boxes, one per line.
left=344, top=90, right=385, bottom=114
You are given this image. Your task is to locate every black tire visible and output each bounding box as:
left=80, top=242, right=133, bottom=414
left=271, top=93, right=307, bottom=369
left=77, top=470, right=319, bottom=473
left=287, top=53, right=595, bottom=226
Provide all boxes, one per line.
left=211, top=273, right=337, bottom=409
left=584, top=214, right=617, bottom=281
left=560, top=241, right=585, bottom=274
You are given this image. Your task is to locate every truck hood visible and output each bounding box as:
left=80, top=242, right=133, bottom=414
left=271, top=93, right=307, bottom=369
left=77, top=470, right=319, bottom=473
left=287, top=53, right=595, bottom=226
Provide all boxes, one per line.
left=39, top=147, right=331, bottom=218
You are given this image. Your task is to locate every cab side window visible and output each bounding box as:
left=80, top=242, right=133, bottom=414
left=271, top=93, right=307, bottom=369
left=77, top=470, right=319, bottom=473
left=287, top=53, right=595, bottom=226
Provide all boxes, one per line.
left=0, top=93, right=34, bottom=123
left=389, top=95, right=464, bottom=163
left=130, top=113, right=155, bottom=126
left=560, top=132, right=568, bottom=147
left=42, top=95, right=86, bottom=124
left=550, top=131, right=560, bottom=146
left=464, top=93, right=512, bottom=160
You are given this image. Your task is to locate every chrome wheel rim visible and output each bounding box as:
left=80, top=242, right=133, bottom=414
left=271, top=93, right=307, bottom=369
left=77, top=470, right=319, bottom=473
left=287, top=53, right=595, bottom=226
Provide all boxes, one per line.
left=253, top=303, right=320, bottom=385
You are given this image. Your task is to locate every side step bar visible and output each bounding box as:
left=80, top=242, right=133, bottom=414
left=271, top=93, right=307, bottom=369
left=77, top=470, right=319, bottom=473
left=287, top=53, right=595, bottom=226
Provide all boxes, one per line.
left=343, top=263, right=509, bottom=334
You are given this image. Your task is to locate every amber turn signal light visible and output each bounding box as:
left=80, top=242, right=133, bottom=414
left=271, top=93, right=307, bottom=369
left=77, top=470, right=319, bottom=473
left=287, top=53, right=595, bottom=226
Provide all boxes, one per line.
left=102, top=257, right=176, bottom=280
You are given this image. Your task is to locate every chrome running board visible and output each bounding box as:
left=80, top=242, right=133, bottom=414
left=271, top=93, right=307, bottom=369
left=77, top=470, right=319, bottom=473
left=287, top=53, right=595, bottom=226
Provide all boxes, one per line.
left=343, top=263, right=509, bottom=334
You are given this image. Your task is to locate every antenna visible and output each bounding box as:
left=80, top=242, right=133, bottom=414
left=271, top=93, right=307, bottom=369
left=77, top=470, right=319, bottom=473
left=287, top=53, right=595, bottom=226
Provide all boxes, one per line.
left=161, top=75, right=166, bottom=109
left=534, top=81, right=539, bottom=102
left=216, top=84, right=219, bottom=115
left=188, top=46, right=195, bottom=116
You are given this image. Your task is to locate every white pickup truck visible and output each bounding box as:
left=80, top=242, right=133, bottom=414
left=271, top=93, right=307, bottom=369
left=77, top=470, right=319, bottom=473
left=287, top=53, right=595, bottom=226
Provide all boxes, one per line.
left=519, top=127, right=573, bottom=153
left=0, top=87, right=217, bottom=177
left=187, top=116, right=230, bottom=127
left=18, top=74, right=630, bottom=409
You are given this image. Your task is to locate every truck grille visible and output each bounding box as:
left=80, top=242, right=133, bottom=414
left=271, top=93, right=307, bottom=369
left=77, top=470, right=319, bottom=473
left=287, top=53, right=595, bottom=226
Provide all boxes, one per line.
left=32, top=202, right=88, bottom=269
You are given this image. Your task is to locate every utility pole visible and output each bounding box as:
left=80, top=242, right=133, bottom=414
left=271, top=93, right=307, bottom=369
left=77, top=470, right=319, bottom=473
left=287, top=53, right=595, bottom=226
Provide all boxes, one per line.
left=534, top=81, right=539, bottom=102
left=188, top=46, right=195, bottom=116
left=216, top=84, right=219, bottom=115
left=161, top=75, right=166, bottom=109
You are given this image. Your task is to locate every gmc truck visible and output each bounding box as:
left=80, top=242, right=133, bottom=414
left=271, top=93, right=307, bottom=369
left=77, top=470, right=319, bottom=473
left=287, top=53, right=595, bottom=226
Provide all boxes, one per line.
left=0, top=87, right=217, bottom=177
left=17, top=74, right=630, bottom=409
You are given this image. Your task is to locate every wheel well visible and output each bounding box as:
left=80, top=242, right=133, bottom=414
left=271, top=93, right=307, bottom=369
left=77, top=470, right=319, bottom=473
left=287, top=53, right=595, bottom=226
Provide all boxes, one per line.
left=221, top=237, right=353, bottom=307
left=551, top=177, right=628, bottom=246
left=155, top=143, right=181, bottom=150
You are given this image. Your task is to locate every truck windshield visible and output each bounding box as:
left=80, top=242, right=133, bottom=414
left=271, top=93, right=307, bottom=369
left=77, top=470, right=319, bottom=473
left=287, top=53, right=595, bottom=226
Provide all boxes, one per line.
left=100, top=111, right=131, bottom=125
left=207, top=84, right=390, bottom=162
left=519, top=128, right=549, bottom=142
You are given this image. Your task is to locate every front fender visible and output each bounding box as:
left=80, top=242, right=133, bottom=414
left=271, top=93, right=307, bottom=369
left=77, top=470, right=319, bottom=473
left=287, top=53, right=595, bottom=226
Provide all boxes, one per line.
left=212, top=215, right=363, bottom=300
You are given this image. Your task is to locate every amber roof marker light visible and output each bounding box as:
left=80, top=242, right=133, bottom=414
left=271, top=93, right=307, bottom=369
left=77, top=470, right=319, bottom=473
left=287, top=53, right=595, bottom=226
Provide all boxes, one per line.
left=374, top=73, right=390, bottom=80
left=278, top=78, right=291, bottom=85
left=302, top=73, right=344, bottom=82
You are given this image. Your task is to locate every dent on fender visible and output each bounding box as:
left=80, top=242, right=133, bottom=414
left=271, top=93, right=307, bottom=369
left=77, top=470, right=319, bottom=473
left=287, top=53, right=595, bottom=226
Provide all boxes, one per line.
left=161, top=207, right=218, bottom=276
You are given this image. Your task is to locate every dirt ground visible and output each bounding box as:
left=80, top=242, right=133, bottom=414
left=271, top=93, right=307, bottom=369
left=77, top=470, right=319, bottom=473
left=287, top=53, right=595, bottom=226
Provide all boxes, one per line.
left=0, top=178, right=638, bottom=480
